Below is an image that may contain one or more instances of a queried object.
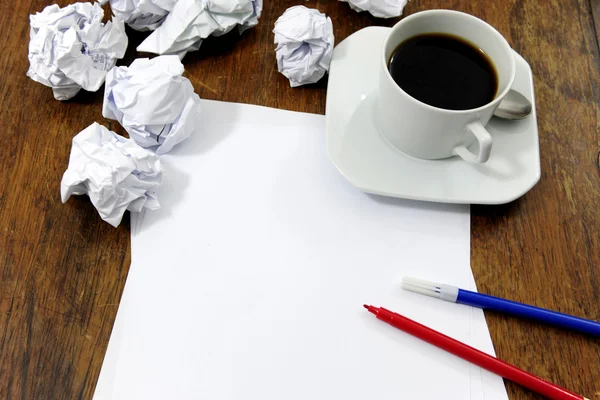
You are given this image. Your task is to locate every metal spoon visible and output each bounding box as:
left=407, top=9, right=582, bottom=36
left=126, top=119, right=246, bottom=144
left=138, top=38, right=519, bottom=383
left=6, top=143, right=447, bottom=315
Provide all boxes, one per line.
left=493, top=89, right=532, bottom=120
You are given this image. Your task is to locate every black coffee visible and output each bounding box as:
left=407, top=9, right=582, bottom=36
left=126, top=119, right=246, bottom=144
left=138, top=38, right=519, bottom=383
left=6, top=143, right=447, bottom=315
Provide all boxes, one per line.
left=388, top=33, right=498, bottom=110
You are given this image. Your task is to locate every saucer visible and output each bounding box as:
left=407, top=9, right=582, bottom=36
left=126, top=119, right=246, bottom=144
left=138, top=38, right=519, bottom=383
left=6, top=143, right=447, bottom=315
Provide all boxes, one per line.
left=325, top=27, right=541, bottom=204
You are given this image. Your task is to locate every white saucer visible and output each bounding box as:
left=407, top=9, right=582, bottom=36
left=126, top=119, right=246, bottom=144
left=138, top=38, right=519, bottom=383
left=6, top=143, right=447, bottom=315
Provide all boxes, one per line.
left=325, top=27, right=541, bottom=204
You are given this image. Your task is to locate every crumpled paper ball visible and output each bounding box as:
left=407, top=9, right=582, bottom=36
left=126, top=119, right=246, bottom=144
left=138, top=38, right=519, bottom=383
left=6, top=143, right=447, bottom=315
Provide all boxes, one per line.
left=61, top=122, right=164, bottom=227
left=339, top=0, right=408, bottom=18
left=102, top=55, right=201, bottom=154
left=273, top=6, right=334, bottom=87
left=99, top=0, right=177, bottom=31
left=137, top=0, right=262, bottom=59
left=27, top=2, right=128, bottom=101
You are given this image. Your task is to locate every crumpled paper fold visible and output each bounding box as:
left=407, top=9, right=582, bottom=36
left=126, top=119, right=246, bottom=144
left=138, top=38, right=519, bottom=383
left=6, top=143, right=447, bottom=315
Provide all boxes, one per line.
left=340, top=0, right=408, bottom=18
left=100, top=0, right=177, bottom=31
left=137, top=0, right=262, bottom=59
left=27, top=2, right=128, bottom=101
left=103, top=55, right=201, bottom=154
left=273, top=6, right=334, bottom=87
left=61, top=122, right=164, bottom=227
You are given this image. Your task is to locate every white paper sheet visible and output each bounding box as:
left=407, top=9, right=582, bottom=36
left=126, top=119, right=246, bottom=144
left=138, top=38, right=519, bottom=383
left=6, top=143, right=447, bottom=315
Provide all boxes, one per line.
left=94, top=100, right=507, bottom=400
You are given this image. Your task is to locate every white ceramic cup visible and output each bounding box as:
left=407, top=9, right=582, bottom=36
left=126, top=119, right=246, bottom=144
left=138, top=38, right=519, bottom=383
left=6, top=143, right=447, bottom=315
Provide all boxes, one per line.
left=375, top=10, right=516, bottom=163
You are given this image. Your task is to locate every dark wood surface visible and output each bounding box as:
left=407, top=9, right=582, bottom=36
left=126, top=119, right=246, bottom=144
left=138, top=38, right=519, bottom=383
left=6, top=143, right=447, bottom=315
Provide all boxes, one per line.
left=1, top=0, right=599, bottom=399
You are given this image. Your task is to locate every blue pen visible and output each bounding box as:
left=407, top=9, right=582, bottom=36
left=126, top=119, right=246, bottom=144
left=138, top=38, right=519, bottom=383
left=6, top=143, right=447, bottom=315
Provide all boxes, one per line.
left=402, top=277, right=600, bottom=336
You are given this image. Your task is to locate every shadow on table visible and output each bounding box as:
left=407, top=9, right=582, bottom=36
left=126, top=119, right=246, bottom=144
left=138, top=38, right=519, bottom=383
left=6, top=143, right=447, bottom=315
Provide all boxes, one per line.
left=471, top=199, right=524, bottom=223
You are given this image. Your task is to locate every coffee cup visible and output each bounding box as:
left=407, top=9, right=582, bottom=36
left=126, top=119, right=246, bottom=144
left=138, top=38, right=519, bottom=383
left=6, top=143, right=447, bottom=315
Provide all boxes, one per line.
left=375, top=10, right=516, bottom=163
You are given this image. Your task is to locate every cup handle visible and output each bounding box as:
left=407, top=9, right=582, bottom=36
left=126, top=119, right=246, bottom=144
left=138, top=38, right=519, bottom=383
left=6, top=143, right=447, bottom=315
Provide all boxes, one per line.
left=452, top=121, right=493, bottom=163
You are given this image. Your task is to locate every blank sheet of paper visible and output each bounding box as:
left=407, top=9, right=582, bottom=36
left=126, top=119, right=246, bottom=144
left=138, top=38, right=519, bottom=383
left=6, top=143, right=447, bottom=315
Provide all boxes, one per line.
left=94, top=100, right=507, bottom=400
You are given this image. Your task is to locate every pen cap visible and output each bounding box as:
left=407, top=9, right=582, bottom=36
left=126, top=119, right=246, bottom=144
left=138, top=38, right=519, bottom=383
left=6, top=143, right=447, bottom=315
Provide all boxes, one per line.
left=401, top=277, right=459, bottom=302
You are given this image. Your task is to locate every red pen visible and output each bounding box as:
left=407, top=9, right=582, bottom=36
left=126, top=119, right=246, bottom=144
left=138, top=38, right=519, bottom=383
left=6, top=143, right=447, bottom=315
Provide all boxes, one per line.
left=364, top=305, right=588, bottom=400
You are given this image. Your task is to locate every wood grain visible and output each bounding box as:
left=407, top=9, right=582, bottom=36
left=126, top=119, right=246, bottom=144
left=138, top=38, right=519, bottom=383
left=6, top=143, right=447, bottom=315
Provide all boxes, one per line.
left=592, top=0, right=600, bottom=52
left=0, top=0, right=599, bottom=399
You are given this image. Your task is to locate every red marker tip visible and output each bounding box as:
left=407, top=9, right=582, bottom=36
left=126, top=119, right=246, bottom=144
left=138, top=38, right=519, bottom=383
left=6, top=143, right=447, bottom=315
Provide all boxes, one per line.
left=363, top=304, right=379, bottom=315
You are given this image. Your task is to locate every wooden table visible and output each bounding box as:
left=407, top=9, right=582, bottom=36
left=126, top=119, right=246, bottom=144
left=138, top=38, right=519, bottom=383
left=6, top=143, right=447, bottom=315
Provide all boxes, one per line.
left=1, top=0, right=599, bottom=398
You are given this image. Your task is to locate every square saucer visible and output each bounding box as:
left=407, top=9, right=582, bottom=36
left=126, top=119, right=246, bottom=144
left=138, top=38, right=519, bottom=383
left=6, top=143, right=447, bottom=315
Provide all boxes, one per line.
left=325, top=27, right=541, bottom=204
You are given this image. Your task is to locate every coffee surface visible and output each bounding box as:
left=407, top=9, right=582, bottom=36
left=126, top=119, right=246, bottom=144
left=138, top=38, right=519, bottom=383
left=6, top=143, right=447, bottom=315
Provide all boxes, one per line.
left=388, top=33, right=498, bottom=110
